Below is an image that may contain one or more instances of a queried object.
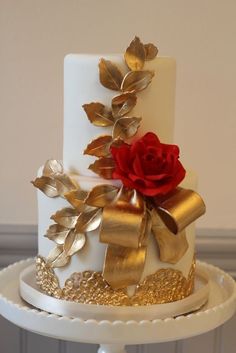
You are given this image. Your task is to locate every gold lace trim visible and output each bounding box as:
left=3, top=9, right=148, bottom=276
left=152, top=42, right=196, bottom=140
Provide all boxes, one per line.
left=36, top=256, right=195, bottom=306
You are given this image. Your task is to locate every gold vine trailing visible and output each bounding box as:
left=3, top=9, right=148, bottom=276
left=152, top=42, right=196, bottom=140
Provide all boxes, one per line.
left=32, top=37, right=206, bottom=290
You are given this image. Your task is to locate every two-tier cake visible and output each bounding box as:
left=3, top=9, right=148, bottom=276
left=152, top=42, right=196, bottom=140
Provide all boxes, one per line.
left=31, top=37, right=205, bottom=308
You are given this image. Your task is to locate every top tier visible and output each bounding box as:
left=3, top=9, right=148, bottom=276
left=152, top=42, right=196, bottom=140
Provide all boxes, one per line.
left=63, top=54, right=176, bottom=176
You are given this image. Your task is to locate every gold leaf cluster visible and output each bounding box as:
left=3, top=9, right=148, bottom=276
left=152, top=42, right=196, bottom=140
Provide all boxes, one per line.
left=31, top=160, right=77, bottom=198
left=83, top=36, right=158, bottom=179
left=32, top=166, right=121, bottom=267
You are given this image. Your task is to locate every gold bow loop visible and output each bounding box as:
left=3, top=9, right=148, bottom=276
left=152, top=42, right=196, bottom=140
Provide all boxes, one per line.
left=100, top=187, right=205, bottom=289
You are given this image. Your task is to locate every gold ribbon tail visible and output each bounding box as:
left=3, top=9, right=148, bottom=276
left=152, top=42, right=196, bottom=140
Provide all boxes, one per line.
left=100, top=187, right=150, bottom=289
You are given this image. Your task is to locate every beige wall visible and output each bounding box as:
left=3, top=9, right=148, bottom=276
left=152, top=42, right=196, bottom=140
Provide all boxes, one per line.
left=0, top=0, right=235, bottom=229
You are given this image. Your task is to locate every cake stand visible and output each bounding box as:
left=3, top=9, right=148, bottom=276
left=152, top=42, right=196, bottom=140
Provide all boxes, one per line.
left=0, top=259, right=235, bottom=353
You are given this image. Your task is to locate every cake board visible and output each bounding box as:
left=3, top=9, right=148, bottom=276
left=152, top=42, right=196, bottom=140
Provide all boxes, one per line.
left=0, top=258, right=235, bottom=353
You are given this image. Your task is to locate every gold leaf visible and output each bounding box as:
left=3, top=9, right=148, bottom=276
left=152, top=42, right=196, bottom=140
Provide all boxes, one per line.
left=84, top=135, right=113, bottom=157
left=75, top=207, right=102, bottom=233
left=110, top=138, right=125, bottom=149
left=124, top=36, right=145, bottom=71
left=89, top=157, right=115, bottom=179
left=31, top=176, right=59, bottom=198
left=112, top=116, right=141, bottom=140
left=47, top=246, right=70, bottom=268
left=85, top=184, right=119, bottom=208
left=51, top=207, right=79, bottom=228
left=121, top=70, right=154, bottom=93
left=99, top=58, right=123, bottom=91
left=42, top=159, right=63, bottom=177
left=64, top=230, right=86, bottom=256
left=144, top=43, right=158, bottom=60
left=55, top=174, right=77, bottom=197
left=45, top=224, right=70, bottom=245
left=83, top=102, right=113, bottom=127
left=64, top=189, right=88, bottom=212
left=112, top=92, right=137, bottom=119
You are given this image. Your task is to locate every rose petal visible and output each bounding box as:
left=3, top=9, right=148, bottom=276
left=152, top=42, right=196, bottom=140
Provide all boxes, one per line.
left=133, top=155, right=145, bottom=177
left=112, top=145, right=131, bottom=173
left=142, top=132, right=160, bottom=147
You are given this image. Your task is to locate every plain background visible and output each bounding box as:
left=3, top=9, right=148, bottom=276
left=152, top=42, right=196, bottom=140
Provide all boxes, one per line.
left=0, top=0, right=235, bottom=230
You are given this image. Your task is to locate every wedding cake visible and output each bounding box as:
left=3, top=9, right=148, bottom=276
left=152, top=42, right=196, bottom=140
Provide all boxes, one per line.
left=32, top=37, right=205, bottom=307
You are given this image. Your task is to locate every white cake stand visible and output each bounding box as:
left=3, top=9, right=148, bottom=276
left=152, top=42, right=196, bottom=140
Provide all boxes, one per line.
left=0, top=259, right=235, bottom=353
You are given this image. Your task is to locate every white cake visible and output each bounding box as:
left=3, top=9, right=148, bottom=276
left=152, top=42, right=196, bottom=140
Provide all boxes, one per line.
left=33, top=38, right=205, bottom=306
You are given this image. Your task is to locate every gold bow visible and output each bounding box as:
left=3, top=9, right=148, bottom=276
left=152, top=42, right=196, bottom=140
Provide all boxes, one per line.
left=100, top=186, right=205, bottom=289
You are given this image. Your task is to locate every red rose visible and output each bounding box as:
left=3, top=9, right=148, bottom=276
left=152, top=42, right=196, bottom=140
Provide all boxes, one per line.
left=111, top=132, right=186, bottom=197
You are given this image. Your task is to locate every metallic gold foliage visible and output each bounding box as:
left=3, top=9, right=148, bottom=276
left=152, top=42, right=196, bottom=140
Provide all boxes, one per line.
left=112, top=116, right=141, bottom=139
left=50, top=207, right=79, bottom=229
left=55, top=174, right=77, bottom=197
left=42, top=159, right=63, bottom=177
left=75, top=206, right=102, bottom=233
left=89, top=157, right=115, bottom=179
left=36, top=256, right=195, bottom=305
left=64, top=189, right=88, bottom=212
left=121, top=70, right=155, bottom=93
left=111, top=92, right=137, bottom=119
left=85, top=184, right=119, bottom=208
left=110, top=138, right=125, bottom=149
left=64, top=230, right=86, bottom=256
left=124, top=36, right=146, bottom=71
left=83, top=102, right=113, bottom=127
left=45, top=224, right=70, bottom=245
left=32, top=159, right=77, bottom=198
left=144, top=43, right=158, bottom=60
left=31, top=177, right=59, bottom=198
left=47, top=246, right=70, bottom=268
left=84, top=135, right=113, bottom=157
left=99, top=58, right=123, bottom=91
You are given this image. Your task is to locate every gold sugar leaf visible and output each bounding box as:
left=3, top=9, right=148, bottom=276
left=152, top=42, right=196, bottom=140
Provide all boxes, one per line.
left=84, top=135, right=113, bottom=157
left=83, top=102, right=114, bottom=127
left=112, top=92, right=137, bottom=119
left=85, top=184, right=119, bottom=208
left=112, top=116, right=141, bottom=140
left=31, top=176, right=59, bottom=198
left=47, top=246, right=70, bottom=268
left=110, top=138, right=125, bottom=149
left=144, top=43, right=158, bottom=60
left=63, top=230, right=86, bottom=256
left=89, top=157, right=115, bottom=179
left=45, top=224, right=70, bottom=245
left=75, top=207, right=102, bottom=233
left=55, top=174, right=77, bottom=197
left=42, top=159, right=63, bottom=177
left=121, top=70, right=154, bottom=93
left=124, top=36, right=145, bottom=71
left=99, top=58, right=123, bottom=91
left=51, top=207, right=79, bottom=228
left=64, top=189, right=88, bottom=212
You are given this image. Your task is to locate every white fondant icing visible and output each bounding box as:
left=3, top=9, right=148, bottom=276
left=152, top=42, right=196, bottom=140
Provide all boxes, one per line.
left=64, top=55, right=176, bottom=176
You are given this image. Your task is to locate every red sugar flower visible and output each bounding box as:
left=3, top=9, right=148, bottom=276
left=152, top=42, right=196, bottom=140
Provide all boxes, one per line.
left=111, top=132, right=186, bottom=197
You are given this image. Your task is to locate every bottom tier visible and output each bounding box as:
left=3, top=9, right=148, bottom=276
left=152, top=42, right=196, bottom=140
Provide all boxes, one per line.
left=37, top=170, right=197, bottom=305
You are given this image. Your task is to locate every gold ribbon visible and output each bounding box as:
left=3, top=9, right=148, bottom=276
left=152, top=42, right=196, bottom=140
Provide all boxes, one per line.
left=99, top=187, right=205, bottom=289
